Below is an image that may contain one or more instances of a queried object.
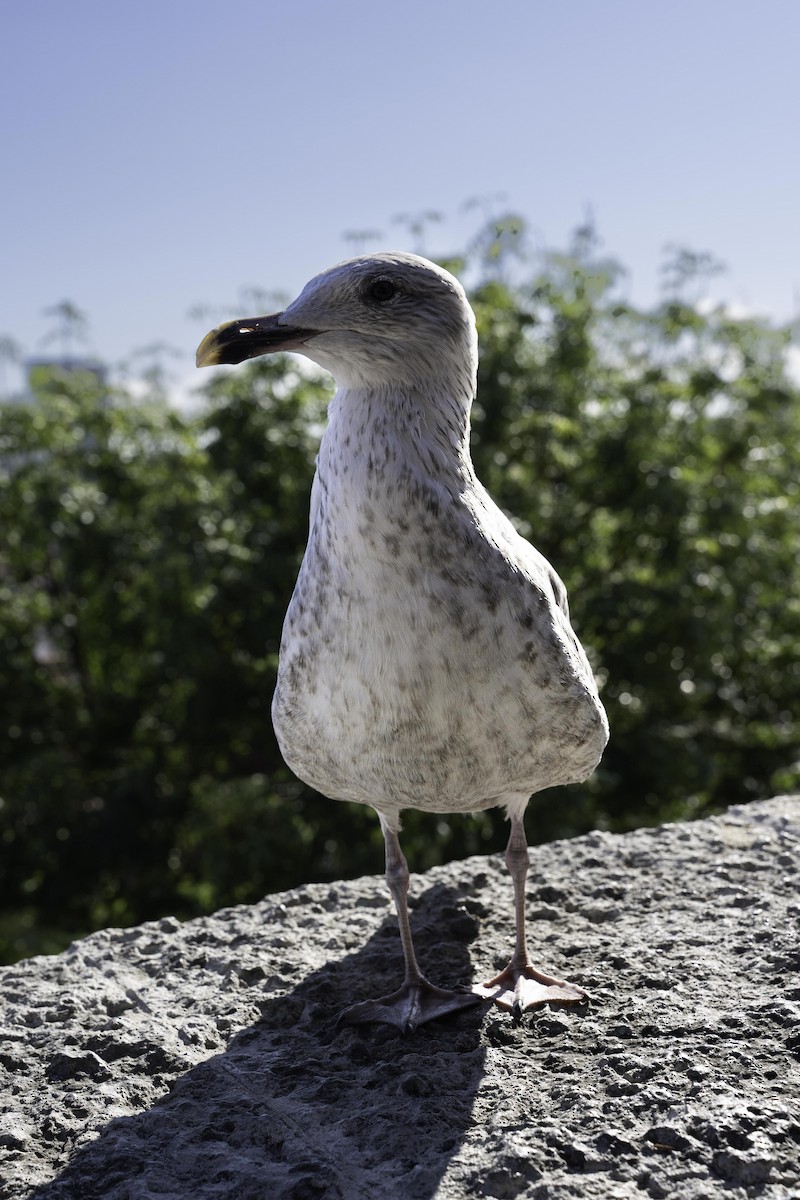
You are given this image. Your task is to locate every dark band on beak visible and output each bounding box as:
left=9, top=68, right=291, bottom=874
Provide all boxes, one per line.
left=196, top=314, right=316, bottom=367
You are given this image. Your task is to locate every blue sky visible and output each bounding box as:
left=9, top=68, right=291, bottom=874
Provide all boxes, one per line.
left=2, top=0, right=799, bottom=398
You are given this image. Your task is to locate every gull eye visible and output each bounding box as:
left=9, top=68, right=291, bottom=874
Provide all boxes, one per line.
left=365, top=277, right=397, bottom=303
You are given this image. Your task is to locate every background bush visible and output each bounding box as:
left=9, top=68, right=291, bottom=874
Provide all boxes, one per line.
left=2, top=219, right=798, bottom=961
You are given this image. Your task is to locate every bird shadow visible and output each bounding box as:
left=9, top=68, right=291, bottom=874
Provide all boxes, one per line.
left=28, top=883, right=488, bottom=1200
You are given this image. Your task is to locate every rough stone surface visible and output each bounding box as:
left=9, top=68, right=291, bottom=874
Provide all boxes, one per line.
left=1, top=796, right=799, bottom=1199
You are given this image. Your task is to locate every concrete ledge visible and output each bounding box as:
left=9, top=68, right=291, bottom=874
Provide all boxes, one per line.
left=2, top=797, right=799, bottom=1199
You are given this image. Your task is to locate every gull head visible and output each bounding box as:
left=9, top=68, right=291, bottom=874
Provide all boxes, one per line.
left=196, top=252, right=478, bottom=395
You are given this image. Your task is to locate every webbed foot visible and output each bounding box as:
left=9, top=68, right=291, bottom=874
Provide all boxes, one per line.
left=474, top=963, right=588, bottom=1024
left=338, top=978, right=485, bottom=1033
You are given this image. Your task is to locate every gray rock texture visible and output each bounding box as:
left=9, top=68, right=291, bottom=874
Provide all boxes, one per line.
left=1, top=796, right=799, bottom=1199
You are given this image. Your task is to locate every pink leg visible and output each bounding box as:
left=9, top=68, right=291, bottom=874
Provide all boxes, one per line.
left=473, top=816, right=588, bottom=1022
left=339, top=820, right=484, bottom=1033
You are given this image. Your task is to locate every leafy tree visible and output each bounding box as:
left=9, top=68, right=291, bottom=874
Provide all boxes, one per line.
left=0, top=335, right=22, bottom=398
left=1, top=219, right=798, bottom=962
left=469, top=223, right=800, bottom=836
left=0, top=362, right=330, bottom=958
left=40, top=301, right=90, bottom=359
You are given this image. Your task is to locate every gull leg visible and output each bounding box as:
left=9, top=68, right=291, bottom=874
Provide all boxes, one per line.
left=339, top=818, right=484, bottom=1033
left=473, top=815, right=588, bottom=1022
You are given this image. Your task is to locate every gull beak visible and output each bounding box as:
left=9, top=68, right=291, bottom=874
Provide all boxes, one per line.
left=195, top=313, right=316, bottom=367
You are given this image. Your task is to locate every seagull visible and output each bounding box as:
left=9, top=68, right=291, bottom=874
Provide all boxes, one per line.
left=197, top=252, right=609, bottom=1031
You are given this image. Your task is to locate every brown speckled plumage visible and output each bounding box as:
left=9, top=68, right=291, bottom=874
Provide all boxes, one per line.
left=265, top=254, right=608, bottom=828
left=197, top=252, right=609, bottom=1029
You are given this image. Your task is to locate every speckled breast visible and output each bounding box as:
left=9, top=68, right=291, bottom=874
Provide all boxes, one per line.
left=271, top=525, right=608, bottom=816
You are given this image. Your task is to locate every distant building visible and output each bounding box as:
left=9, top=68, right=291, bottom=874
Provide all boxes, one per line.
left=0, top=355, right=107, bottom=408
left=1, top=357, right=108, bottom=405
left=26, top=357, right=108, bottom=389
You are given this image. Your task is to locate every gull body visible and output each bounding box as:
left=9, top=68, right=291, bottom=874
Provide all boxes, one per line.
left=197, top=252, right=609, bottom=1029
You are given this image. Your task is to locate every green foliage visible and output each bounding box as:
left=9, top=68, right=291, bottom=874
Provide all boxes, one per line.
left=470, top=226, right=800, bottom=839
left=0, top=361, right=336, bottom=959
left=1, top=223, right=799, bottom=962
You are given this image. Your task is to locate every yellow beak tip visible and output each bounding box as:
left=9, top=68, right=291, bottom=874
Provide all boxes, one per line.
left=195, top=331, right=221, bottom=368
